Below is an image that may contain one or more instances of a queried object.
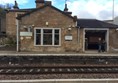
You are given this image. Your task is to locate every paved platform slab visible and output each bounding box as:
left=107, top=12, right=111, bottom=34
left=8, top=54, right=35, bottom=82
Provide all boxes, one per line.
left=0, top=79, right=118, bottom=83
left=0, top=51, right=118, bottom=56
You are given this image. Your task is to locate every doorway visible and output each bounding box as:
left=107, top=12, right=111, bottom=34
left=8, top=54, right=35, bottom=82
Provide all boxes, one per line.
left=84, top=29, right=108, bottom=52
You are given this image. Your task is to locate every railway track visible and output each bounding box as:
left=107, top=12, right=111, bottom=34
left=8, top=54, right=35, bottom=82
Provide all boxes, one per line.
left=0, top=66, right=118, bottom=74
left=0, top=56, right=118, bottom=75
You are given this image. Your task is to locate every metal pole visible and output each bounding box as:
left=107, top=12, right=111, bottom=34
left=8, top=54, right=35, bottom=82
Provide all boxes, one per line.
left=65, top=0, right=67, bottom=4
left=112, top=0, right=114, bottom=21
left=16, top=14, right=19, bottom=52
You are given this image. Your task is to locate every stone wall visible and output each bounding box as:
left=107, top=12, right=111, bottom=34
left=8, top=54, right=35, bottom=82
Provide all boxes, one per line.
left=6, top=12, right=17, bottom=37
left=19, top=6, right=80, bottom=52
left=6, top=11, right=25, bottom=38
left=109, top=29, right=118, bottom=52
left=78, top=28, right=84, bottom=52
left=0, top=16, right=6, bottom=33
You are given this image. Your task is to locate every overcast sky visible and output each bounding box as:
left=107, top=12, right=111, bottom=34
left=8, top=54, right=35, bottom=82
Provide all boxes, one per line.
left=0, top=0, right=118, bottom=20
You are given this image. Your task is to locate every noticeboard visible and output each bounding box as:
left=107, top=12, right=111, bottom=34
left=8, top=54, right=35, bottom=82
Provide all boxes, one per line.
left=65, top=35, right=73, bottom=41
left=20, top=32, right=32, bottom=36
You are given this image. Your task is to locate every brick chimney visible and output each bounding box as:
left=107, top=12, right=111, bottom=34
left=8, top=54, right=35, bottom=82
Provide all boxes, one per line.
left=35, top=0, right=45, bottom=8
left=64, top=3, right=72, bottom=16
left=13, top=0, right=19, bottom=9
left=64, top=4, right=68, bottom=12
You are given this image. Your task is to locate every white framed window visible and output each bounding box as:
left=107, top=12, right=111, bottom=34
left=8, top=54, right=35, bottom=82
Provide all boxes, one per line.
left=34, top=28, right=61, bottom=46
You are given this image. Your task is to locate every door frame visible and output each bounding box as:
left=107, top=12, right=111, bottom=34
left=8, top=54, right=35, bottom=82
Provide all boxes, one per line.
left=83, top=28, right=109, bottom=52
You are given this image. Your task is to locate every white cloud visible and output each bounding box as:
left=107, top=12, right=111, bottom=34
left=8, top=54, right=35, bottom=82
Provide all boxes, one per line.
left=0, top=0, right=28, bottom=5
left=1, top=0, right=117, bottom=20
left=66, top=0, right=118, bottom=20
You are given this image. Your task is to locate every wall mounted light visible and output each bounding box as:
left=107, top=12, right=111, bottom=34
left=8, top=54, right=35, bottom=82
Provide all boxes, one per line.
left=32, top=24, right=35, bottom=27
left=23, top=26, right=27, bottom=28
left=69, top=25, right=76, bottom=28
left=46, top=22, right=49, bottom=26
left=68, top=27, right=72, bottom=31
left=72, top=25, right=75, bottom=28
left=116, top=28, right=118, bottom=31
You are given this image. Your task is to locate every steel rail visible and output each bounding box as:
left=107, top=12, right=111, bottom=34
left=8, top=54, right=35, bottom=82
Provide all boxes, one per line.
left=0, top=66, right=118, bottom=75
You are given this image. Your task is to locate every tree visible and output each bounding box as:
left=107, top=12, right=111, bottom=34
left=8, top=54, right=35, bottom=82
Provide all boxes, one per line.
left=0, top=3, right=13, bottom=10
left=0, top=5, right=5, bottom=17
left=0, top=3, right=13, bottom=17
left=5, top=3, right=13, bottom=9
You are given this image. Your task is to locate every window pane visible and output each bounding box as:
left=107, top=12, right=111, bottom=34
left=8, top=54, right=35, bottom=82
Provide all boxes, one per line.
left=54, top=34, right=59, bottom=45
left=55, top=29, right=59, bottom=33
left=43, top=29, right=52, bottom=45
left=36, top=29, right=41, bottom=33
left=54, top=29, right=59, bottom=45
left=43, top=34, right=52, bottom=45
left=36, top=34, right=41, bottom=45
left=44, top=29, right=52, bottom=33
left=35, top=29, right=60, bottom=46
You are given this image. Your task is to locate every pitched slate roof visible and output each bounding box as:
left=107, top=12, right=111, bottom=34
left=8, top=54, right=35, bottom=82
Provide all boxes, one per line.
left=77, top=19, right=118, bottom=28
left=6, top=8, right=35, bottom=12
left=16, top=5, right=75, bottom=20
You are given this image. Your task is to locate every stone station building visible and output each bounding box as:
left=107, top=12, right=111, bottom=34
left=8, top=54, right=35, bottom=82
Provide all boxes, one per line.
left=5, top=0, right=118, bottom=53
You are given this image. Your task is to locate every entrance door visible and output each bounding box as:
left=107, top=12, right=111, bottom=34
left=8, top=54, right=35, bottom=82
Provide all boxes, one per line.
left=84, top=30, right=107, bottom=51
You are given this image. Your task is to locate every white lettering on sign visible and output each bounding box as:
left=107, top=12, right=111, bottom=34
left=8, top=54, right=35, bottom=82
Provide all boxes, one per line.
left=20, top=32, right=32, bottom=36
left=65, top=35, right=73, bottom=41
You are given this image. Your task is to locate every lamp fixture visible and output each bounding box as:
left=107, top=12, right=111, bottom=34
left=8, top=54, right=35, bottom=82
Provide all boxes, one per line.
left=32, top=24, right=35, bottom=27
left=116, top=28, right=118, bottom=31
left=23, top=26, right=27, bottom=28
left=68, top=27, right=72, bottom=31
left=46, top=22, right=49, bottom=26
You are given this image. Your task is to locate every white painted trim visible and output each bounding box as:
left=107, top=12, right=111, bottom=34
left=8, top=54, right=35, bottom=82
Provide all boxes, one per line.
left=0, top=79, right=118, bottom=82
left=83, top=28, right=85, bottom=52
left=83, top=28, right=109, bottom=52
left=34, top=28, right=61, bottom=46
left=78, top=27, right=80, bottom=43
left=34, top=29, right=36, bottom=46
left=41, top=28, right=43, bottom=45
left=84, top=28, right=109, bottom=30
left=52, top=29, right=55, bottom=45
left=59, top=28, right=62, bottom=46
left=107, top=29, right=109, bottom=51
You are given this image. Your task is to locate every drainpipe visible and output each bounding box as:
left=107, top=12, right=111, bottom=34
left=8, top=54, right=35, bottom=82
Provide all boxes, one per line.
left=78, top=26, right=80, bottom=43
left=16, top=15, right=19, bottom=52
left=77, top=26, right=80, bottom=52
left=112, top=0, right=114, bottom=23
